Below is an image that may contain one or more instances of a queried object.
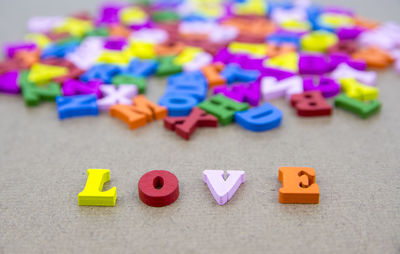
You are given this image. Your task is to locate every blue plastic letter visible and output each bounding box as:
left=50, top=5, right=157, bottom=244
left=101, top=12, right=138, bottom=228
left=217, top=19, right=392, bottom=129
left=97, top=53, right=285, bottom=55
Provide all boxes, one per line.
left=234, top=102, right=282, bottom=132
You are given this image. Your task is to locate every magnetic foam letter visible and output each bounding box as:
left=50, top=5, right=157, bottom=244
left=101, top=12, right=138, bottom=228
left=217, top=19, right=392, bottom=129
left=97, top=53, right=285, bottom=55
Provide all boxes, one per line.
left=56, top=94, right=99, bottom=120
left=203, top=170, right=245, bottom=205
left=138, top=170, right=179, bottom=207
left=198, top=94, right=249, bottom=125
left=78, top=169, right=117, bottom=206
left=290, top=91, right=332, bottom=117
left=334, top=93, right=381, bottom=119
left=261, top=76, right=303, bottom=101
left=164, top=107, right=218, bottom=140
left=110, top=95, right=167, bottom=129
left=235, top=103, right=282, bottom=132
left=278, top=167, right=319, bottom=204
left=97, top=85, right=138, bottom=111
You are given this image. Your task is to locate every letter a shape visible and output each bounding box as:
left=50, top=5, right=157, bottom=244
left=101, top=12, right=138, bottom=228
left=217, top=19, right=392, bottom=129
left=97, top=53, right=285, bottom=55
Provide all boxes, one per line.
left=78, top=169, right=117, bottom=206
left=278, top=167, right=319, bottom=204
left=203, top=170, right=245, bottom=205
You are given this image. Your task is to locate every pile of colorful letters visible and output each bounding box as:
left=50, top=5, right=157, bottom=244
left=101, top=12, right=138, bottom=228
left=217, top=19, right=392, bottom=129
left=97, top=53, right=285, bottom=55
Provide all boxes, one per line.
left=1, top=0, right=400, bottom=140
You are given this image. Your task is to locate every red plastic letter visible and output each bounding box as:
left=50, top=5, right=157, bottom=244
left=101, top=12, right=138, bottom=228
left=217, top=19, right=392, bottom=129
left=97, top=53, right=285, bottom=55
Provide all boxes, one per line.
left=138, top=170, right=179, bottom=207
left=164, top=107, right=218, bottom=140
left=290, top=91, right=332, bottom=117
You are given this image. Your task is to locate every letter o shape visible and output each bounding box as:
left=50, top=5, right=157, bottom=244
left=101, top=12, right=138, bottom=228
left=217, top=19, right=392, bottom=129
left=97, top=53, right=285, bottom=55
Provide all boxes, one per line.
left=138, top=170, right=179, bottom=207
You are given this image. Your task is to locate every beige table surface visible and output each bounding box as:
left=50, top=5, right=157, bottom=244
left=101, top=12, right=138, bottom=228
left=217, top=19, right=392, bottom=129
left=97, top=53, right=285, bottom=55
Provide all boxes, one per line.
left=0, top=0, right=400, bottom=253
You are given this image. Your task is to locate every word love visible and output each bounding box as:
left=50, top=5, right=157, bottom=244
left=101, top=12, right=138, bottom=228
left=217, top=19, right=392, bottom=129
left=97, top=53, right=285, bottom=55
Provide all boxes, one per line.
left=77, top=167, right=320, bottom=207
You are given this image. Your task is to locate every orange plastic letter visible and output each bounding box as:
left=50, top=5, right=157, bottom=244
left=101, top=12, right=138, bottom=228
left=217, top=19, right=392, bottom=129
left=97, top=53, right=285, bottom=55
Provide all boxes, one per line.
left=278, top=167, right=319, bottom=204
left=201, top=63, right=226, bottom=88
left=109, top=95, right=167, bottom=129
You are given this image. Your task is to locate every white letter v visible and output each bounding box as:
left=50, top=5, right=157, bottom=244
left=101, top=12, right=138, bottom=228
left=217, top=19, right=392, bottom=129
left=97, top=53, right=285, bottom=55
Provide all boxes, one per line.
left=203, top=170, right=245, bottom=205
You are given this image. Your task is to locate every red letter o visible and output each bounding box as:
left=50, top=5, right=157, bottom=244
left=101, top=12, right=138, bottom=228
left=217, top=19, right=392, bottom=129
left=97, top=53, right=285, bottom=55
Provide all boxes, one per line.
left=138, top=170, right=179, bottom=207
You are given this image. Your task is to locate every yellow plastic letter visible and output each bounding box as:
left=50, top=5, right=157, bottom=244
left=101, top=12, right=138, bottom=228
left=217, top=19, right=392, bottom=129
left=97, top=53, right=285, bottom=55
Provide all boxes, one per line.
left=78, top=169, right=117, bottom=206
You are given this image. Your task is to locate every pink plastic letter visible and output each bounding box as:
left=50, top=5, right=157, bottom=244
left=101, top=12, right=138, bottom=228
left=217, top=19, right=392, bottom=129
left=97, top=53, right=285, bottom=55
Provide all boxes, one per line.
left=203, top=170, right=245, bottom=205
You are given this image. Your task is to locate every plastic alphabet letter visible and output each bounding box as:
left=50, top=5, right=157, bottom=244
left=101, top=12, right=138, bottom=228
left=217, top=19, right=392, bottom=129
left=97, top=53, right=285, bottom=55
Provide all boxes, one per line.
left=334, top=94, right=381, bottom=118
left=138, top=170, right=179, bottom=207
left=163, top=107, right=218, bottom=140
left=290, top=91, right=332, bottom=117
left=198, top=95, right=249, bottom=125
left=28, top=63, right=68, bottom=84
left=331, top=63, right=376, bottom=86
left=27, top=16, right=65, bottom=33
left=125, top=58, right=158, bottom=77
left=261, top=76, right=303, bottom=101
left=183, top=52, right=213, bottom=72
left=278, top=167, right=319, bottom=204
left=56, top=94, right=99, bottom=120
left=112, top=74, right=147, bottom=94
left=81, top=64, right=122, bottom=84
left=298, top=54, right=329, bottom=75
left=0, top=71, right=20, bottom=94
left=110, top=95, right=167, bottom=129
left=220, top=64, right=260, bottom=84
left=158, top=94, right=198, bottom=116
left=78, top=169, right=117, bottom=206
left=303, top=76, right=340, bottom=98
left=165, top=80, right=207, bottom=102
left=339, top=78, right=378, bottom=101
left=235, top=103, right=282, bottom=132
left=62, top=79, right=102, bottom=98
left=66, top=37, right=104, bottom=70
left=201, top=63, right=226, bottom=87
left=156, top=56, right=183, bottom=76
left=203, top=170, right=245, bottom=205
left=97, top=85, right=138, bottom=111
left=3, top=42, right=37, bottom=59
left=19, top=71, right=61, bottom=106
left=213, top=82, right=261, bottom=106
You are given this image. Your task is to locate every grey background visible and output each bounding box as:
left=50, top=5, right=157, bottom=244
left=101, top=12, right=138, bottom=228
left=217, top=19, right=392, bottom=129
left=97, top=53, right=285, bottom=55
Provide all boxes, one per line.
left=1, top=0, right=400, bottom=253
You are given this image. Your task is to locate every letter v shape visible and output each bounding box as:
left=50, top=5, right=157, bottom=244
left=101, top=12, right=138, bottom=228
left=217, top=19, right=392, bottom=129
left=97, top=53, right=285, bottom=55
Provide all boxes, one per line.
left=203, top=170, right=245, bottom=205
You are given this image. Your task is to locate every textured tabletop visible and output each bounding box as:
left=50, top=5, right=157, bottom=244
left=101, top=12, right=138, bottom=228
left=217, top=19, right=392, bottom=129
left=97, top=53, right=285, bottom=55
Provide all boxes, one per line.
left=0, top=0, right=400, bottom=253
